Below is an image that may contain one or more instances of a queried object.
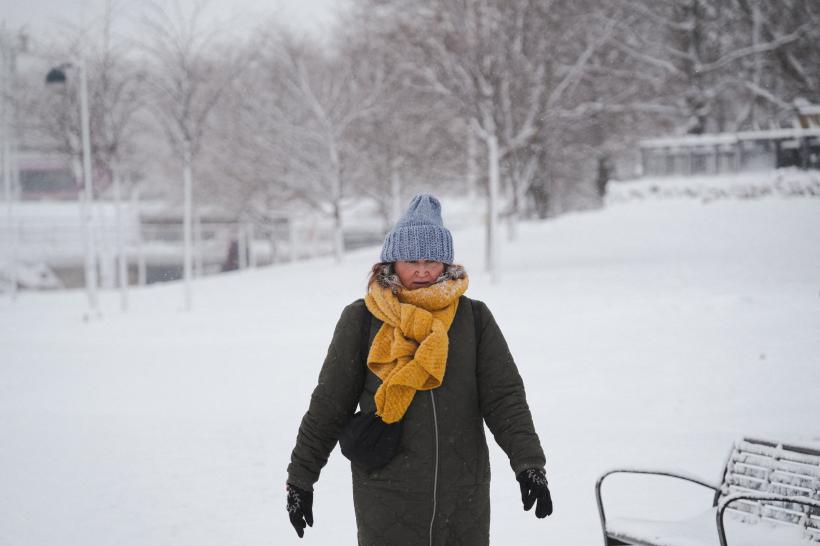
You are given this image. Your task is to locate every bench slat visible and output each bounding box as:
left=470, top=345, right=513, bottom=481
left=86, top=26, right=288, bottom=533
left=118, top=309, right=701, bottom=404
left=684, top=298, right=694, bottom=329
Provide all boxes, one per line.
left=771, top=482, right=814, bottom=496
left=720, top=439, right=820, bottom=541
left=773, top=467, right=820, bottom=479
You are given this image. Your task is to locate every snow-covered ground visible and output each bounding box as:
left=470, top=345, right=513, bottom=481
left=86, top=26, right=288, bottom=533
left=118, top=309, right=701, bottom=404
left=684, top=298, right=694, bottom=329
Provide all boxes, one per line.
left=1, top=183, right=819, bottom=545
left=608, top=168, right=820, bottom=204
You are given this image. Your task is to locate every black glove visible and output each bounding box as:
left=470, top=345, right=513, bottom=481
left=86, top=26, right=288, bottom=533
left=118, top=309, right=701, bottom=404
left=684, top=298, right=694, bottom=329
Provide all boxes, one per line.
left=516, top=468, right=553, bottom=518
left=286, top=483, right=313, bottom=538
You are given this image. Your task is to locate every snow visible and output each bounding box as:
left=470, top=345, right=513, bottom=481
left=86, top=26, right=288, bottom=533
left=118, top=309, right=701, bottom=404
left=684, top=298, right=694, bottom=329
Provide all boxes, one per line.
left=608, top=507, right=813, bottom=546
left=608, top=169, right=820, bottom=204
left=640, top=128, right=820, bottom=148
left=2, top=185, right=820, bottom=545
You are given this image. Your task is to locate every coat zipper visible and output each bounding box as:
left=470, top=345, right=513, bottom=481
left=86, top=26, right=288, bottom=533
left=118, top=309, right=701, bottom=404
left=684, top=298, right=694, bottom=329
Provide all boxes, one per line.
left=428, top=390, right=439, bottom=546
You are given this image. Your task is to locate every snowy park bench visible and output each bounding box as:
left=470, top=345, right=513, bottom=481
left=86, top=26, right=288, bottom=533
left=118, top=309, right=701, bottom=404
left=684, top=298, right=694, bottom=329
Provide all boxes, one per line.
left=595, top=438, right=820, bottom=546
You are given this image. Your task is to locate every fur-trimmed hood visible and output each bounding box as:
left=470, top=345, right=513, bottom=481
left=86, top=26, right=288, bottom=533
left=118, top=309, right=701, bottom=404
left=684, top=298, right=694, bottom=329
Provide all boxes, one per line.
left=372, top=263, right=467, bottom=293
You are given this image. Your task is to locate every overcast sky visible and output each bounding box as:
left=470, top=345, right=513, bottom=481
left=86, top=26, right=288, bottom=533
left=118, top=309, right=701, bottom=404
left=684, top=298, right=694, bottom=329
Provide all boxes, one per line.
left=0, top=0, right=343, bottom=40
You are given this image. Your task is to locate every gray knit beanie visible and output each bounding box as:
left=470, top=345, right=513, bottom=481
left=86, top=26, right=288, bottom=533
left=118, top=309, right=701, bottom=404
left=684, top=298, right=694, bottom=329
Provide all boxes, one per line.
left=380, top=194, right=454, bottom=263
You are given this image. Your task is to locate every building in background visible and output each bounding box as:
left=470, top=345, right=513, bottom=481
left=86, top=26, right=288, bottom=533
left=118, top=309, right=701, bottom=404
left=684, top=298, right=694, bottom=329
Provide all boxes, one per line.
left=18, top=149, right=76, bottom=200
left=639, top=101, right=820, bottom=177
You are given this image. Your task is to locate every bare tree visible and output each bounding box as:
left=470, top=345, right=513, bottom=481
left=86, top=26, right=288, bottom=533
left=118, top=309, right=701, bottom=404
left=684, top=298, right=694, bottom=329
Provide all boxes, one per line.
left=92, top=1, right=147, bottom=310
left=351, top=93, right=464, bottom=233
left=342, top=7, right=465, bottom=232
left=141, top=0, right=250, bottom=309
left=24, top=1, right=147, bottom=309
left=366, top=0, right=615, bottom=279
left=241, top=29, right=394, bottom=262
left=611, top=0, right=816, bottom=134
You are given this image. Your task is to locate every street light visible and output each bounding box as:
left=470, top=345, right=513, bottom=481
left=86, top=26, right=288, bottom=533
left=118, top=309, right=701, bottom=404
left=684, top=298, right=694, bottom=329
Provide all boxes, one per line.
left=45, top=67, right=67, bottom=85
left=1, top=25, right=25, bottom=300
left=46, top=59, right=100, bottom=318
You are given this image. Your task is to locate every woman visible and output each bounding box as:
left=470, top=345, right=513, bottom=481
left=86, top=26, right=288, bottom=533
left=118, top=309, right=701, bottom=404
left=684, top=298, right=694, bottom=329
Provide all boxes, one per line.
left=286, top=194, right=552, bottom=545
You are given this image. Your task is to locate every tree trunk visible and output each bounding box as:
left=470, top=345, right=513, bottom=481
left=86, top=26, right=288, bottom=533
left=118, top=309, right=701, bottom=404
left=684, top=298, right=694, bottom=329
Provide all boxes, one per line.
left=112, top=166, right=128, bottom=311
left=182, top=138, right=193, bottom=311
left=466, top=128, right=478, bottom=200
left=329, top=140, right=344, bottom=263
left=390, top=159, right=402, bottom=226
left=485, top=132, right=500, bottom=284
left=751, top=0, right=763, bottom=128
left=507, top=167, right=522, bottom=243
left=193, top=211, right=203, bottom=277
left=332, top=200, right=344, bottom=263
left=97, top=206, right=115, bottom=290
left=238, top=222, right=248, bottom=270
left=131, top=188, right=147, bottom=286
left=288, top=216, right=297, bottom=262
left=247, top=221, right=257, bottom=268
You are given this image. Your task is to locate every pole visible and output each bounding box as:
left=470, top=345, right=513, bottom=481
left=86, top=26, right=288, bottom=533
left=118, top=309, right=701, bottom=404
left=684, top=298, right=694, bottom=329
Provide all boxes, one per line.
left=2, top=27, right=17, bottom=299
left=9, top=62, right=19, bottom=297
left=79, top=57, right=99, bottom=317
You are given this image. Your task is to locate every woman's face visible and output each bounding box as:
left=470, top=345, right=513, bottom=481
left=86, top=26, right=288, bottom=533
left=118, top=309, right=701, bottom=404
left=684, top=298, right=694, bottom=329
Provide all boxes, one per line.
left=394, top=260, right=446, bottom=290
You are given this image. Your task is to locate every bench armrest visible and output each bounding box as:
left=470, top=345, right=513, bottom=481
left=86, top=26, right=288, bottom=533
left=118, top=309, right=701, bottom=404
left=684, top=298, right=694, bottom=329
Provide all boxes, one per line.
left=717, top=493, right=820, bottom=546
left=596, top=468, right=720, bottom=546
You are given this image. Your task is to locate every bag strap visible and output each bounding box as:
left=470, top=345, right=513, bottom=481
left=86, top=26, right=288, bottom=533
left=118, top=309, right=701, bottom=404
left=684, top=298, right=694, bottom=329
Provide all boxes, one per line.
left=360, top=302, right=372, bottom=368
left=470, top=297, right=482, bottom=351
left=349, top=303, right=373, bottom=415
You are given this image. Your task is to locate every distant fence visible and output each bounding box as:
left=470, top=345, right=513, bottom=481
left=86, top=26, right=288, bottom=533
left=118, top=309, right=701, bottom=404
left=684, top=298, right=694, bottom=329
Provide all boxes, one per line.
left=640, top=128, right=820, bottom=177
left=1, top=201, right=385, bottom=290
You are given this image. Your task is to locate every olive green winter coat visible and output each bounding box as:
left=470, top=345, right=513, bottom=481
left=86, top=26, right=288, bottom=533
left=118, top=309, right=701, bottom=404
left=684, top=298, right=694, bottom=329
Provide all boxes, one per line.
left=287, top=296, right=546, bottom=546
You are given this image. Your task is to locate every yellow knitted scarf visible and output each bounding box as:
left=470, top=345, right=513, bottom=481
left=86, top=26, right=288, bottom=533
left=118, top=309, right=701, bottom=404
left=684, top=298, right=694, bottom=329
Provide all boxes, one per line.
left=364, top=276, right=469, bottom=423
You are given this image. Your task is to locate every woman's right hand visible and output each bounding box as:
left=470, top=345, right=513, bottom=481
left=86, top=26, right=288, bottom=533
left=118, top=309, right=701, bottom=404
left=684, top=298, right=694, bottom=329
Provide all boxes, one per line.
left=286, top=483, right=314, bottom=538
left=516, top=468, right=553, bottom=518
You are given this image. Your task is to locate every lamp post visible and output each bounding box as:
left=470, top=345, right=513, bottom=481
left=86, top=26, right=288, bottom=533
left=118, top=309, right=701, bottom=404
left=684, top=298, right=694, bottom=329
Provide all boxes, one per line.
left=1, top=25, right=23, bottom=300
left=46, top=59, right=99, bottom=318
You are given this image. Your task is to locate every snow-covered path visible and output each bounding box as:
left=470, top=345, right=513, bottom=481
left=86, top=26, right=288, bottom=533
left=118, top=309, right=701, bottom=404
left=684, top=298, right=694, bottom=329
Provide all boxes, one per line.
left=1, top=195, right=819, bottom=545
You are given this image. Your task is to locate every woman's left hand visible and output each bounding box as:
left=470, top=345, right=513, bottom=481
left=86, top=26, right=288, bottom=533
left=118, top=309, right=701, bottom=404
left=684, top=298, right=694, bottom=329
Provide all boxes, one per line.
left=516, top=468, right=553, bottom=518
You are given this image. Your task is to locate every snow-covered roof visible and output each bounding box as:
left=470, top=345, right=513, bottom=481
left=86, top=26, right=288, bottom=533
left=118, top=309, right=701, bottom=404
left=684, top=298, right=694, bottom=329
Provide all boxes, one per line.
left=640, top=134, right=737, bottom=148
left=640, top=128, right=820, bottom=149
left=795, top=98, right=820, bottom=116
left=799, top=105, right=820, bottom=115
left=735, top=127, right=820, bottom=140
